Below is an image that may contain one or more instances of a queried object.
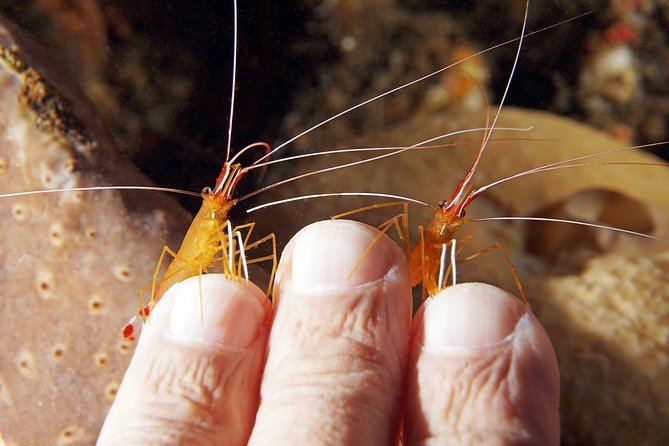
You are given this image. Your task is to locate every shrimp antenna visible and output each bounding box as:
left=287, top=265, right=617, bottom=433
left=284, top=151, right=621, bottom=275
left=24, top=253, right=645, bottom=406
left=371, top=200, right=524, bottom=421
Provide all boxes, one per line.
left=471, top=0, right=529, bottom=183
left=246, top=192, right=431, bottom=213
left=445, top=0, right=529, bottom=214
left=246, top=126, right=532, bottom=171
left=225, top=0, right=239, bottom=163
left=470, top=216, right=666, bottom=242
left=237, top=126, right=532, bottom=203
left=466, top=141, right=669, bottom=204
left=252, top=10, right=589, bottom=165
left=0, top=185, right=202, bottom=199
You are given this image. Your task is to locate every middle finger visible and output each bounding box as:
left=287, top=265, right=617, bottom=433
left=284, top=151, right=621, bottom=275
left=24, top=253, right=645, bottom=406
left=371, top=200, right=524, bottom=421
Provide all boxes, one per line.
left=249, top=220, right=411, bottom=445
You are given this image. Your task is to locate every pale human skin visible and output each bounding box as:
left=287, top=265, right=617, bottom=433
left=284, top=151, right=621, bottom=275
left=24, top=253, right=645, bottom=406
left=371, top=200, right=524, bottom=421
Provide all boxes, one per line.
left=97, top=219, right=560, bottom=445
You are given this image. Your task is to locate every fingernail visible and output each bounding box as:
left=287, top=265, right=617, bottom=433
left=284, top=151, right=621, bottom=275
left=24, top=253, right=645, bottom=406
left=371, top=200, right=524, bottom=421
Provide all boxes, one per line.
left=423, top=283, right=526, bottom=349
left=291, top=220, right=394, bottom=290
left=168, top=275, right=265, bottom=348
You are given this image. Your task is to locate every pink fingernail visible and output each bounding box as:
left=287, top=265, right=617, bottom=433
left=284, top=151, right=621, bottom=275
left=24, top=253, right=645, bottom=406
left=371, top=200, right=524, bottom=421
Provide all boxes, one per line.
left=168, top=275, right=265, bottom=348
left=423, top=283, right=526, bottom=349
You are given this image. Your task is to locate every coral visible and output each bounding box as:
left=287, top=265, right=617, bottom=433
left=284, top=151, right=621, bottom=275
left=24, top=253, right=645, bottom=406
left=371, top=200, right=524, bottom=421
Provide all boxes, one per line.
left=0, top=19, right=189, bottom=444
left=579, top=42, right=639, bottom=106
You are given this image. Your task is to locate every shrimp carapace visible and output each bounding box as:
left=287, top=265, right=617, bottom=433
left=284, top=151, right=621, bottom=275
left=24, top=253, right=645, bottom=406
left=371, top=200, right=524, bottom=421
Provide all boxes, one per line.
left=407, top=190, right=470, bottom=291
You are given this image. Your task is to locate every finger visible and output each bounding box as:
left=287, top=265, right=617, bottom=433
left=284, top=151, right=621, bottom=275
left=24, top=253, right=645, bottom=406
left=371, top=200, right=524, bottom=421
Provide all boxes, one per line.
left=248, top=220, right=411, bottom=445
left=97, top=275, right=272, bottom=446
left=405, top=283, right=560, bottom=445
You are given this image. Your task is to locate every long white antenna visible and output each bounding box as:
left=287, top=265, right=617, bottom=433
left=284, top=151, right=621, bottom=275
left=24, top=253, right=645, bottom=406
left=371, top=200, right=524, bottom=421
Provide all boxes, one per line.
left=453, top=0, right=530, bottom=201
left=225, top=0, right=239, bottom=163
left=469, top=141, right=669, bottom=201
left=470, top=216, right=666, bottom=241
left=246, top=126, right=532, bottom=171
left=245, top=192, right=430, bottom=213
left=0, top=185, right=201, bottom=199
left=238, top=126, right=532, bottom=202
left=253, top=11, right=586, bottom=165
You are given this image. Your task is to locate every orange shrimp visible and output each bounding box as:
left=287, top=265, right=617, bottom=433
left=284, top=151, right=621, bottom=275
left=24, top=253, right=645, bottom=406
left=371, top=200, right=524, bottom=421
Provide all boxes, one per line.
left=3, top=4, right=668, bottom=445
left=401, top=1, right=668, bottom=299
left=313, top=1, right=536, bottom=300
left=397, top=4, right=668, bottom=301
left=3, top=0, right=657, bottom=340
left=120, top=142, right=278, bottom=341
left=0, top=0, right=474, bottom=348
left=120, top=0, right=280, bottom=341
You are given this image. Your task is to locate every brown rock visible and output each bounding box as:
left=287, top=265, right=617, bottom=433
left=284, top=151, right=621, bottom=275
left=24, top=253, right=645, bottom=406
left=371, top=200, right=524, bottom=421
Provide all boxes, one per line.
left=0, top=18, right=190, bottom=445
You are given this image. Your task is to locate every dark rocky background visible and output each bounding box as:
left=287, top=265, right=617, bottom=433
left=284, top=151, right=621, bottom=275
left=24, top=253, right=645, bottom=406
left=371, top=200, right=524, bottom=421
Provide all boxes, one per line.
left=1, top=0, right=668, bottom=211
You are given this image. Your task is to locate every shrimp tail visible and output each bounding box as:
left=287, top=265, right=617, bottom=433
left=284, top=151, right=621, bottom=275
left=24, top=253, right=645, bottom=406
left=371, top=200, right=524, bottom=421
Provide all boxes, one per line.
left=121, top=305, right=150, bottom=342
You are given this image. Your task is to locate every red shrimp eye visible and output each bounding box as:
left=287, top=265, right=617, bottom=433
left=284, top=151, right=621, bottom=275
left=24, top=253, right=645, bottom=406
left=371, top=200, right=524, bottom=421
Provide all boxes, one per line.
left=140, top=306, right=151, bottom=317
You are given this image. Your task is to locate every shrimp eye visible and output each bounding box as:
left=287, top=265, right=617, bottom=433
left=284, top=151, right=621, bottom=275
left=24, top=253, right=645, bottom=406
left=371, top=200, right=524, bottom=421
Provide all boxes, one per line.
left=202, top=186, right=213, bottom=195
left=438, top=200, right=447, bottom=208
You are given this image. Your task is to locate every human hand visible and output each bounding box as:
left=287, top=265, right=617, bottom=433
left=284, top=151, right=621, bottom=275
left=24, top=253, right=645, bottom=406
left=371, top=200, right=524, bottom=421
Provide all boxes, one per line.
left=97, top=220, right=559, bottom=445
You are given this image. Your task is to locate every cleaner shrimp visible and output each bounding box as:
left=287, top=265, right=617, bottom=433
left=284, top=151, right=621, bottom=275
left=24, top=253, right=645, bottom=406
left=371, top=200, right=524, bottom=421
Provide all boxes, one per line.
left=0, top=2, right=462, bottom=442
left=0, top=0, right=601, bottom=319
left=391, top=1, right=669, bottom=300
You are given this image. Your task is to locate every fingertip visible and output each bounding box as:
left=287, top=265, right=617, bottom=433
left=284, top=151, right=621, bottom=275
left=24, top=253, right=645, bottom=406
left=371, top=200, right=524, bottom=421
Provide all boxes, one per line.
left=99, top=275, right=271, bottom=445
left=250, top=219, right=411, bottom=445
left=166, top=275, right=269, bottom=348
left=406, top=283, right=560, bottom=445
left=422, top=283, right=526, bottom=350
left=289, top=219, right=403, bottom=290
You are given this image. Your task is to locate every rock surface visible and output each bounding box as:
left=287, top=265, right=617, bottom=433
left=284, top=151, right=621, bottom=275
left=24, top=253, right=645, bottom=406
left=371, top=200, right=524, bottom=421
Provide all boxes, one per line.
left=0, top=19, right=190, bottom=445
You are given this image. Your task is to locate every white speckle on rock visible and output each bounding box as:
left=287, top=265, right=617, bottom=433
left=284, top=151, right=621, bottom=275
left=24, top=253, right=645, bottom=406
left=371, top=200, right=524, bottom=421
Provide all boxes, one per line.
left=49, top=222, right=64, bottom=247
left=11, top=203, right=29, bottom=222
left=16, top=349, right=37, bottom=379
left=112, top=264, right=133, bottom=282
left=36, top=270, right=55, bottom=300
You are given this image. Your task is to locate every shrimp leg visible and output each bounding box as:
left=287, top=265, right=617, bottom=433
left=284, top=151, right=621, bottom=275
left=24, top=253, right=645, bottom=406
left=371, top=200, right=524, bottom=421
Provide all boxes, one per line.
left=213, top=221, right=277, bottom=298
left=232, top=221, right=257, bottom=248
left=346, top=210, right=408, bottom=280
left=332, top=201, right=411, bottom=254
left=124, top=244, right=183, bottom=340
left=460, top=242, right=527, bottom=304
left=138, top=244, right=180, bottom=320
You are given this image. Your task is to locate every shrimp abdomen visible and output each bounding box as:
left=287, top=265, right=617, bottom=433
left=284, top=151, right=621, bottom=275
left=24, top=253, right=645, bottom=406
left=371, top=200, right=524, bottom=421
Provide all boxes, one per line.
left=151, top=195, right=227, bottom=303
